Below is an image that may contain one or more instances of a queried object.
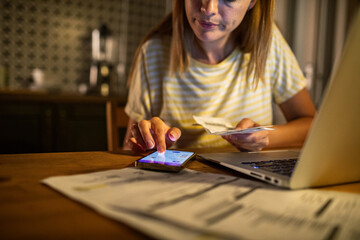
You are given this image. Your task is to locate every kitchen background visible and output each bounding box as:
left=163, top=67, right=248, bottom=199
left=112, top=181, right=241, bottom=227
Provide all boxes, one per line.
left=0, top=0, right=359, bottom=154
left=1, top=0, right=359, bottom=102
left=0, top=0, right=171, bottom=95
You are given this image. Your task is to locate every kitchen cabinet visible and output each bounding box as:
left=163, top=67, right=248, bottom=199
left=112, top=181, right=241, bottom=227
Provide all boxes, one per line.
left=0, top=90, right=127, bottom=154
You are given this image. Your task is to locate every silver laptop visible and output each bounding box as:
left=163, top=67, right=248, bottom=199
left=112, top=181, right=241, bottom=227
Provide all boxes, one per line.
left=199, top=9, right=360, bottom=189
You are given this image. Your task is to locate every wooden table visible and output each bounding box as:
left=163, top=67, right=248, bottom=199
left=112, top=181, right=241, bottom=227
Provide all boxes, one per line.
left=1, top=150, right=359, bottom=239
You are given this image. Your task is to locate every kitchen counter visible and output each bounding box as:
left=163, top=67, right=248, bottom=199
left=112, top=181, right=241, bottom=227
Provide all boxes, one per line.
left=0, top=89, right=127, bottom=104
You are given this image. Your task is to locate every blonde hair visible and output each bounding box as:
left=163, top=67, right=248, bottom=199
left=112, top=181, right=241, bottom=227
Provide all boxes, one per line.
left=128, top=0, right=274, bottom=85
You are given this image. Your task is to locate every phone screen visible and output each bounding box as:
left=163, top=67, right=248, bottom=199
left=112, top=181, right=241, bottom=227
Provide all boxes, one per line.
left=137, top=150, right=195, bottom=166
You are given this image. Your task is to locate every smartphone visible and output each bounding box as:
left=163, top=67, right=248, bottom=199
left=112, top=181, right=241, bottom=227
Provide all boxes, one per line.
left=135, top=150, right=196, bottom=172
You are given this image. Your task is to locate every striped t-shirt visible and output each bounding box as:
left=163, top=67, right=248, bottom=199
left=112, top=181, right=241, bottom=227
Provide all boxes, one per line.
left=125, top=26, right=306, bottom=148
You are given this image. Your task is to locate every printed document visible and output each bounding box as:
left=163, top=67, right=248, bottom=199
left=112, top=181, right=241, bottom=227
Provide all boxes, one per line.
left=42, top=168, right=360, bottom=240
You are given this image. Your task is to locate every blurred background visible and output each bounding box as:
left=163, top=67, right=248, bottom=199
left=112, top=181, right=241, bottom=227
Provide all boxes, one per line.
left=0, top=0, right=359, bottom=154
left=0, top=0, right=172, bottom=95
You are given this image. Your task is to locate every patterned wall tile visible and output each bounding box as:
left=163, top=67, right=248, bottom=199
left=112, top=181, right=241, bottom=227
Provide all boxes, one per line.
left=0, top=0, right=168, bottom=94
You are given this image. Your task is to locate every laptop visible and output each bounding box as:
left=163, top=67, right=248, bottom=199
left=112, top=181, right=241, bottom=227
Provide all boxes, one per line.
left=198, top=9, right=360, bottom=189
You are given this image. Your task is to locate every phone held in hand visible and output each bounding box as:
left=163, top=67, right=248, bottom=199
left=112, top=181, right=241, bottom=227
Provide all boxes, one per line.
left=135, top=150, right=196, bottom=172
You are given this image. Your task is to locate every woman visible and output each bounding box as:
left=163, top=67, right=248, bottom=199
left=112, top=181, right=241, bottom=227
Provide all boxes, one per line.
left=124, top=0, right=316, bottom=154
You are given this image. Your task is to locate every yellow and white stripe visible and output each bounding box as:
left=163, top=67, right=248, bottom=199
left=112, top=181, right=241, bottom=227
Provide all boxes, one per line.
left=125, top=26, right=306, bottom=148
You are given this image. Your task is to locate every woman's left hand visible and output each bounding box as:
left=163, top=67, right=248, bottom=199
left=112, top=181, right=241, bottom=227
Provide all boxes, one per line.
left=222, top=118, right=270, bottom=152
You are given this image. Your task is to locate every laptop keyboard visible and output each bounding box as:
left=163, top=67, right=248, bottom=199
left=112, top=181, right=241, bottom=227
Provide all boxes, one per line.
left=241, top=158, right=298, bottom=177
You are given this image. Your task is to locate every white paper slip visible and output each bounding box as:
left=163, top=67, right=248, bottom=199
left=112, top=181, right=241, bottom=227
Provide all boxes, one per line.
left=193, top=115, right=274, bottom=135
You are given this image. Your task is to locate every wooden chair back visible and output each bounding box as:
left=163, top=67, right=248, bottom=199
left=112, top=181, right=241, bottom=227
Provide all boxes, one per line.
left=106, top=100, right=129, bottom=152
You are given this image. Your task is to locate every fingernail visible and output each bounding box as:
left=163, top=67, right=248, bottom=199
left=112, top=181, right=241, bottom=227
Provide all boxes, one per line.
left=158, top=146, right=165, bottom=154
left=147, top=140, right=155, bottom=149
left=169, top=133, right=176, bottom=141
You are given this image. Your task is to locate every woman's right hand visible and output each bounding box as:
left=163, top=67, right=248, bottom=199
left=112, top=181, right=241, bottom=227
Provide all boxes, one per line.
left=125, top=117, right=181, bottom=154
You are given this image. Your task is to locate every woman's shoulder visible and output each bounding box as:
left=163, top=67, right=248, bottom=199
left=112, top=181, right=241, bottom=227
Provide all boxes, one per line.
left=140, top=35, right=171, bottom=55
left=270, top=24, right=289, bottom=48
left=268, top=23, right=297, bottom=60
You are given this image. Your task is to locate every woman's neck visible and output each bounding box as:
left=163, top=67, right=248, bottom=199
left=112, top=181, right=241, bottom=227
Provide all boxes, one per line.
left=191, top=35, right=235, bottom=65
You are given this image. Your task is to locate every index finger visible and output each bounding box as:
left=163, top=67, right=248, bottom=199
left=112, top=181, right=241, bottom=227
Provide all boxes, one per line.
left=150, top=117, right=167, bottom=154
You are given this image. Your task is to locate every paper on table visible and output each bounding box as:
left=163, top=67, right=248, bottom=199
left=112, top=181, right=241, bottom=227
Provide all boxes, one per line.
left=42, top=168, right=360, bottom=240
left=193, top=115, right=274, bottom=135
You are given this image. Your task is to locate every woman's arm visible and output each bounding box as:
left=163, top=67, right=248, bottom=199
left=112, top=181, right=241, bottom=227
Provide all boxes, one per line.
left=267, top=87, right=316, bottom=149
left=223, top=88, right=316, bottom=151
